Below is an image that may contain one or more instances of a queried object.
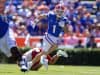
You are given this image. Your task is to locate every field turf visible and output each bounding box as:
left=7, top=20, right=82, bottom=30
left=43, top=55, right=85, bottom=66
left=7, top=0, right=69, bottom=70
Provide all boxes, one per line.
left=0, top=64, right=100, bottom=75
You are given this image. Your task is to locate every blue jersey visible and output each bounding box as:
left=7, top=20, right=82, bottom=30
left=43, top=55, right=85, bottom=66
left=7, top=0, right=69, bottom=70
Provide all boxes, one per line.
left=47, top=12, right=68, bottom=37
left=0, top=16, right=9, bottom=38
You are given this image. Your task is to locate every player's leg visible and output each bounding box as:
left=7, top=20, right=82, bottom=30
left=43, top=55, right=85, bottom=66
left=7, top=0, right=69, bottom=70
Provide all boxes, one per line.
left=10, top=47, right=22, bottom=61
left=0, top=34, right=22, bottom=63
left=43, top=34, right=59, bottom=54
left=39, top=34, right=58, bottom=70
left=20, top=58, right=41, bottom=71
left=0, top=36, right=12, bottom=57
left=23, top=40, right=55, bottom=71
left=21, top=34, right=58, bottom=71
left=20, top=50, right=33, bottom=72
left=7, top=28, right=22, bottom=61
left=48, top=50, right=68, bottom=64
left=20, top=44, right=57, bottom=71
left=30, top=62, right=42, bottom=71
left=19, top=56, right=29, bottom=72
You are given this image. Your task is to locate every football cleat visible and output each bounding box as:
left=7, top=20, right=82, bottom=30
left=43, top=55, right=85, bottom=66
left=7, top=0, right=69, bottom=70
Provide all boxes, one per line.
left=57, top=50, right=68, bottom=58
left=21, top=65, right=28, bottom=72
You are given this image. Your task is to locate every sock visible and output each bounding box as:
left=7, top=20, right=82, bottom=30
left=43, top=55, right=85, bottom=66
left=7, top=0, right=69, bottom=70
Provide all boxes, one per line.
left=27, top=61, right=33, bottom=70
left=43, top=59, right=48, bottom=70
left=40, top=55, right=46, bottom=64
left=20, top=56, right=27, bottom=66
left=40, top=55, right=48, bottom=70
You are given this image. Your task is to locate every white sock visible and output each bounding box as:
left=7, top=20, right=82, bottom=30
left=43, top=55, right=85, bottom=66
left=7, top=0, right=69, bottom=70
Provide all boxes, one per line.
left=20, top=56, right=27, bottom=66
left=27, top=61, right=33, bottom=70
left=40, top=55, right=46, bottom=64
left=43, top=59, right=48, bottom=70
left=40, top=55, right=48, bottom=70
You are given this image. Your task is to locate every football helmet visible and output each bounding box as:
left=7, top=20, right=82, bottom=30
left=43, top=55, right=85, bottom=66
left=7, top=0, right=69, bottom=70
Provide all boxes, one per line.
left=55, top=4, right=66, bottom=18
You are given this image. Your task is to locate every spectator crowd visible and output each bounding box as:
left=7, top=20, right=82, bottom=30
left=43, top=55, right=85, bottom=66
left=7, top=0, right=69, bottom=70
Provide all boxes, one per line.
left=5, top=0, right=100, bottom=38
left=3, top=0, right=99, bottom=48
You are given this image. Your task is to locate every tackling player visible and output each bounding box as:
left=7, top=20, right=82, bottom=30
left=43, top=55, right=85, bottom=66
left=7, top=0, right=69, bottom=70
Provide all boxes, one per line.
left=20, top=48, right=68, bottom=71
left=0, top=0, right=22, bottom=63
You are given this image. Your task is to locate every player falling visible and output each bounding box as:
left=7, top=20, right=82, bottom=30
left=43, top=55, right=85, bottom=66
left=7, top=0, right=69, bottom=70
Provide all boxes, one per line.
left=20, top=48, right=68, bottom=71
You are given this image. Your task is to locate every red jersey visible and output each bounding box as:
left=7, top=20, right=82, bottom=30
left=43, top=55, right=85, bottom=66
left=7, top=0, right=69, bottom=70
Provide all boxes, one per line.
left=31, top=48, right=52, bottom=70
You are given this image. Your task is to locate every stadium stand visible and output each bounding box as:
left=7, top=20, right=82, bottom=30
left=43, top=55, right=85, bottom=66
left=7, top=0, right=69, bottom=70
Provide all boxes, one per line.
left=4, top=0, right=100, bottom=48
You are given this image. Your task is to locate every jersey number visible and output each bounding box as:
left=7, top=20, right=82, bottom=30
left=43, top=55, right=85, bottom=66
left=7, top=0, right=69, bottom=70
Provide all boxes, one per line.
left=53, top=25, right=56, bottom=33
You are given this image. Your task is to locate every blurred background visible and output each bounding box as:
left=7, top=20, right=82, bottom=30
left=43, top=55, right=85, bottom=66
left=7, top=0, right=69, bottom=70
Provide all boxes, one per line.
left=4, top=0, right=100, bottom=48
left=0, top=0, right=100, bottom=65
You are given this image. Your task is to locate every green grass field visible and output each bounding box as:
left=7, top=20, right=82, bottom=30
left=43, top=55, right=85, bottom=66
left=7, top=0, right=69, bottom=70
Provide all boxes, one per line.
left=0, top=64, right=100, bottom=75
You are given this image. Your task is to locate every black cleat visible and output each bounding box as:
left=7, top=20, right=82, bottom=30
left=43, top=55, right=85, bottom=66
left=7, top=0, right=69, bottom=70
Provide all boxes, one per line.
left=20, top=65, right=28, bottom=72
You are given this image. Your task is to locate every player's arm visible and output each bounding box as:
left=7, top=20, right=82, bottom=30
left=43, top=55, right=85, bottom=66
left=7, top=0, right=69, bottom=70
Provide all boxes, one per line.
left=38, top=13, right=47, bottom=20
left=63, top=24, right=68, bottom=33
left=32, top=13, right=47, bottom=26
left=63, top=18, right=70, bottom=33
left=62, top=17, right=70, bottom=33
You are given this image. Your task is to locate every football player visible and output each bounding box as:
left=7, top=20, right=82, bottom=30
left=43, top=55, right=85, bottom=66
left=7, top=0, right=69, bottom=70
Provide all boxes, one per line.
left=21, top=3, right=69, bottom=71
left=20, top=48, right=68, bottom=71
left=0, top=0, right=22, bottom=63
